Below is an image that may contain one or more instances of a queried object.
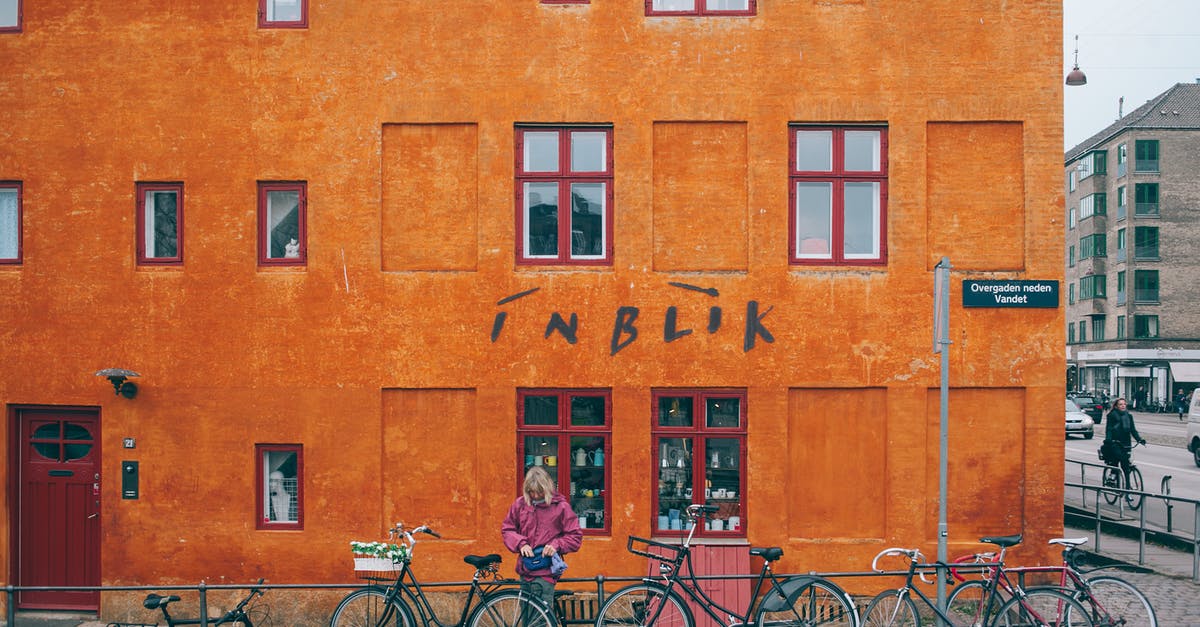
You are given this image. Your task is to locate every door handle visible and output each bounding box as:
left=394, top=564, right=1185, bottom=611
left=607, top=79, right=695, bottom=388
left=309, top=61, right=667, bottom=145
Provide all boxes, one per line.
left=87, top=513, right=98, bottom=519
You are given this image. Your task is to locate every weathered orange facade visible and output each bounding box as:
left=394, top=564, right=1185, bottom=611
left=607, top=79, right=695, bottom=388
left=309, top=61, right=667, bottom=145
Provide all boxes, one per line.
left=1, top=0, right=1065, bottom=618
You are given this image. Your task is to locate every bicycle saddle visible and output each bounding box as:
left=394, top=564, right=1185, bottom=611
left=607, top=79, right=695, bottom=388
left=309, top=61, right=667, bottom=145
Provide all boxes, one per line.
left=464, top=554, right=503, bottom=569
left=978, top=534, right=1023, bottom=548
left=750, top=547, right=784, bottom=562
left=143, top=593, right=181, bottom=609
left=1048, top=537, right=1088, bottom=548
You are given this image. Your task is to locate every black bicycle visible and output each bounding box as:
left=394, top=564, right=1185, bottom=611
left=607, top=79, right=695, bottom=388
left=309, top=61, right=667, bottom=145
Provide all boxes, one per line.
left=329, top=522, right=556, bottom=627
left=594, top=504, right=859, bottom=627
left=106, top=579, right=266, bottom=626
left=1100, top=440, right=1145, bottom=510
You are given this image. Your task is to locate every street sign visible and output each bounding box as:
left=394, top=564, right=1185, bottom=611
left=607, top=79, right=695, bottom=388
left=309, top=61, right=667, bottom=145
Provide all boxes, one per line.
left=962, top=280, right=1058, bottom=308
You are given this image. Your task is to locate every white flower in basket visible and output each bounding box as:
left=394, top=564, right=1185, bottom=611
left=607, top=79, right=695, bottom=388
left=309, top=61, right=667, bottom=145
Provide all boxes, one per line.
left=351, top=540, right=408, bottom=572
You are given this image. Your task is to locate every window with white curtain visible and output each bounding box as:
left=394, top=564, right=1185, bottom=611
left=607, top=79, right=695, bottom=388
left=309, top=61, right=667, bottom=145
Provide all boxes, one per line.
left=0, top=182, right=20, bottom=263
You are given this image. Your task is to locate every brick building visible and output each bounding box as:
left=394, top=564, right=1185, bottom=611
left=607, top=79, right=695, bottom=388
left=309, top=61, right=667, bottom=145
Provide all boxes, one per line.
left=1064, top=82, right=1200, bottom=406
left=2, top=1, right=1064, bottom=622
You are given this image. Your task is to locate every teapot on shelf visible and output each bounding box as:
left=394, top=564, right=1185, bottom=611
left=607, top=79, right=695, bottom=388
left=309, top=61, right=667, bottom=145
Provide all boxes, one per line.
left=588, top=448, right=604, bottom=467
left=574, top=447, right=588, bottom=466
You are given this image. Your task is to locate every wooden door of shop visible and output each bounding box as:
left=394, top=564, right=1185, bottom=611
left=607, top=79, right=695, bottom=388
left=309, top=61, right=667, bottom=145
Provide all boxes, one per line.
left=15, top=408, right=101, bottom=610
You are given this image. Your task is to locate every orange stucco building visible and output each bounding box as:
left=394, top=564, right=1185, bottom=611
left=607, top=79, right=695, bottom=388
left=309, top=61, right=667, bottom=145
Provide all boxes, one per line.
left=1, top=0, right=1065, bottom=620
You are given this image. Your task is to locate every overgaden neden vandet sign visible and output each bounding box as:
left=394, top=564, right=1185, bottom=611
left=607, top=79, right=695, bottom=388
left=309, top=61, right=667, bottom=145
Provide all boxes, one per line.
left=962, top=280, right=1059, bottom=308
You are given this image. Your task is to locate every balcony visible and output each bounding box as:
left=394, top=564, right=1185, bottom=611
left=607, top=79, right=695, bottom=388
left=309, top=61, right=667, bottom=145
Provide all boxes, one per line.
left=1133, top=245, right=1159, bottom=260
left=1134, top=289, right=1159, bottom=303
left=1135, top=202, right=1159, bottom=216
left=1135, top=160, right=1159, bottom=173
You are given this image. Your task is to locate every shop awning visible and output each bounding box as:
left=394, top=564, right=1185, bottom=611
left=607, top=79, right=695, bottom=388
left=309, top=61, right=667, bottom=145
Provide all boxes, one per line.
left=1169, top=362, right=1200, bottom=383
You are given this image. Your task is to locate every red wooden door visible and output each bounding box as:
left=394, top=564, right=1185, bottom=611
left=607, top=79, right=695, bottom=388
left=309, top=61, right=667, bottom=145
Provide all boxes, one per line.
left=16, top=409, right=101, bottom=610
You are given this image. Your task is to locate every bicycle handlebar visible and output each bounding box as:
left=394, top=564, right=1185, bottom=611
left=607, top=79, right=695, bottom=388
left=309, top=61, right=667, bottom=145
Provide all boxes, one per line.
left=870, top=547, right=921, bottom=572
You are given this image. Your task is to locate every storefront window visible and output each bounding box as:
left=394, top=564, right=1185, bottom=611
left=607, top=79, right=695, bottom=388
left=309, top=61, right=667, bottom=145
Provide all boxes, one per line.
left=518, top=389, right=610, bottom=534
left=257, top=444, right=302, bottom=529
left=653, top=390, right=746, bottom=537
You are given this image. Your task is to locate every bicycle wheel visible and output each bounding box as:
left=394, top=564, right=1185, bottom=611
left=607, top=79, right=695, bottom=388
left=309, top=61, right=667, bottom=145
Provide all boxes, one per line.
left=468, top=589, right=555, bottom=627
left=329, top=587, right=415, bottom=627
left=754, top=578, right=858, bottom=627
left=594, top=583, right=692, bottom=627
left=946, top=580, right=1007, bottom=627
left=1075, top=575, right=1157, bottom=627
left=860, top=590, right=918, bottom=627
left=1100, top=467, right=1121, bottom=506
left=1124, top=467, right=1144, bottom=510
left=995, top=587, right=1094, bottom=627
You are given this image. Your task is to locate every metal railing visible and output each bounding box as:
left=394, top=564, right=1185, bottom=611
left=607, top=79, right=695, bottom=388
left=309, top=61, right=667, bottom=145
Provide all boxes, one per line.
left=1065, top=456, right=1200, bottom=581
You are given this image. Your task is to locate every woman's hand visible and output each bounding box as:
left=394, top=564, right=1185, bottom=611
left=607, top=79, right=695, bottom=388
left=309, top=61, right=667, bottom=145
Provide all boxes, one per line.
left=542, top=544, right=557, bottom=556
left=520, top=544, right=534, bottom=557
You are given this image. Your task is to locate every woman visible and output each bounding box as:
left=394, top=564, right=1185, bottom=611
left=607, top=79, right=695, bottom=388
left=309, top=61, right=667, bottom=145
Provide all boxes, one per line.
left=501, top=466, right=583, bottom=610
left=1104, top=398, right=1145, bottom=477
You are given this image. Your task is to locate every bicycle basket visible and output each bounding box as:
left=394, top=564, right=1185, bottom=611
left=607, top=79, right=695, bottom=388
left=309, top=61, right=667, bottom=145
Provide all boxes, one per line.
left=350, top=540, right=407, bottom=579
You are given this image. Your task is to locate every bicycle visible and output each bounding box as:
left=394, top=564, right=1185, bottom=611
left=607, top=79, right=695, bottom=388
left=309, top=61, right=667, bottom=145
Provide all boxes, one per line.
left=949, top=537, right=1156, bottom=627
left=861, top=536, right=1095, bottom=626
left=1099, top=441, right=1144, bottom=510
left=329, top=522, right=556, bottom=627
left=593, top=504, right=859, bottom=627
left=105, top=579, right=266, bottom=626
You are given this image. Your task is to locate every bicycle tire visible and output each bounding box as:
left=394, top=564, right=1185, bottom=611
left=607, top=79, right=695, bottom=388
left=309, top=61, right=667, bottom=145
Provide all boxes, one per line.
left=860, top=590, right=918, bottom=627
left=329, top=586, right=416, bottom=627
left=468, top=589, right=556, bottom=627
left=994, top=587, right=1094, bottom=627
left=1124, top=467, right=1144, bottom=510
left=946, top=579, right=1008, bottom=626
left=754, top=577, right=858, bottom=627
left=1072, top=575, right=1157, bottom=627
left=1100, top=467, right=1121, bottom=506
left=594, top=582, right=692, bottom=627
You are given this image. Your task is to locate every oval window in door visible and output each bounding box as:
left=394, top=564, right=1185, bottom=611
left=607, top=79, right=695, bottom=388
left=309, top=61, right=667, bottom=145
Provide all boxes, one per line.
left=31, top=423, right=61, bottom=460
left=63, top=422, right=94, bottom=461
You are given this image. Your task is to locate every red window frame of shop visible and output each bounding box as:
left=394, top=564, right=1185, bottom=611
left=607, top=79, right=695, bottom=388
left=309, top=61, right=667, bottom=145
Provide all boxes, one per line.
left=136, top=182, right=184, bottom=266
left=516, top=389, right=612, bottom=535
left=258, top=0, right=308, bottom=29
left=645, top=0, right=756, bottom=17
left=257, top=181, right=307, bottom=267
left=0, top=181, right=21, bottom=264
left=0, top=0, right=21, bottom=33
left=788, top=125, right=888, bottom=266
left=256, top=443, right=304, bottom=530
left=514, top=125, right=614, bottom=266
left=651, top=388, right=747, bottom=538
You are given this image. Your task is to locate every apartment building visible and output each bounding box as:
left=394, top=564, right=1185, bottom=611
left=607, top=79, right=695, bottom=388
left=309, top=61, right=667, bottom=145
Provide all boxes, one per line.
left=1065, top=82, right=1200, bottom=406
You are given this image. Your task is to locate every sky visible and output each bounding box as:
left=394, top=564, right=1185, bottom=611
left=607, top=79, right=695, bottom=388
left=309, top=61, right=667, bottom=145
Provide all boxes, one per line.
left=1063, top=0, right=1200, bottom=150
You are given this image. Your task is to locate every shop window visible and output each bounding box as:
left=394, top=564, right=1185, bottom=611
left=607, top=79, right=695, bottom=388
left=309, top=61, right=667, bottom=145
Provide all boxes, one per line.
left=0, top=0, right=18, bottom=32
left=258, top=0, right=307, bottom=28
left=652, top=389, right=746, bottom=537
left=257, top=444, right=302, bottom=529
left=257, top=181, right=306, bottom=266
left=646, top=0, right=755, bottom=15
left=518, top=389, right=611, bottom=534
left=515, top=126, right=613, bottom=265
left=790, top=125, right=887, bottom=265
left=0, top=181, right=20, bottom=263
left=137, top=182, right=183, bottom=265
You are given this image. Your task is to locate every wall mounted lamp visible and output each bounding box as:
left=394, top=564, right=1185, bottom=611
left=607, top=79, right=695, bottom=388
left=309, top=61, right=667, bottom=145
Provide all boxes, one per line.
left=95, top=368, right=140, bottom=399
left=1066, top=35, right=1087, bottom=86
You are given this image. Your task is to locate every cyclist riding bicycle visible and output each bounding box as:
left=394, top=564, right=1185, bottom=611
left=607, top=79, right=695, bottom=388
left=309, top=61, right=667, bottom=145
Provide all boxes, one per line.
left=1103, top=397, right=1145, bottom=475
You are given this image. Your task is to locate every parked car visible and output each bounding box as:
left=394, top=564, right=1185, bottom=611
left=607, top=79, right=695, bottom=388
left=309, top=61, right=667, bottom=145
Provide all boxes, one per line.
left=1066, top=398, right=1095, bottom=440
left=1185, top=393, right=1200, bottom=467
left=1070, top=395, right=1107, bottom=422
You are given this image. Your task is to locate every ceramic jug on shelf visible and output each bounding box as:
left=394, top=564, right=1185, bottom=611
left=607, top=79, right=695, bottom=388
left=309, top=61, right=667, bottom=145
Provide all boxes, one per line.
left=574, top=447, right=588, bottom=466
left=589, top=448, right=604, bottom=467
left=711, top=450, right=721, bottom=468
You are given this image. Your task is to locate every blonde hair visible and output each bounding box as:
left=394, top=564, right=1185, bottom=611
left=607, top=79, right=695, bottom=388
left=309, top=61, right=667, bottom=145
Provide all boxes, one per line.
left=522, top=466, right=556, bottom=506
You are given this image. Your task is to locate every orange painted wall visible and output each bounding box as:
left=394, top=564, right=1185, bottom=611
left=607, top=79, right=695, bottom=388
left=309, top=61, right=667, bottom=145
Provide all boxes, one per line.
left=0, top=0, right=1065, bottom=595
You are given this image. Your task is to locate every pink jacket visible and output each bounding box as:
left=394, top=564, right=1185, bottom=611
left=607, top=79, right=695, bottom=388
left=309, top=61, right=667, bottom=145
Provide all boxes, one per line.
left=501, top=492, right=582, bottom=579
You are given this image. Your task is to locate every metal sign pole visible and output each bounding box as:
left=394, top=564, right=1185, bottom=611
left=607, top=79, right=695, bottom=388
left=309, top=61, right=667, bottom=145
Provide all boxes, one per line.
left=933, top=257, right=951, bottom=627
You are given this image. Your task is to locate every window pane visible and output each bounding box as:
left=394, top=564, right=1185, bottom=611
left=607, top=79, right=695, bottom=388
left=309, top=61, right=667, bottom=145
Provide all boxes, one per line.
left=0, top=188, right=16, bottom=259
left=0, top=1, right=15, bottom=27
left=705, top=0, right=749, bottom=9
left=706, top=397, right=740, bottom=428
left=653, top=0, right=696, bottom=10
left=263, top=449, right=298, bottom=523
left=657, top=437, right=693, bottom=531
left=658, top=396, right=694, bottom=427
left=570, top=434, right=606, bottom=529
left=266, top=190, right=300, bottom=259
left=145, top=190, right=179, bottom=259
left=266, top=0, right=302, bottom=21
left=523, top=394, right=559, bottom=426
left=843, top=182, right=880, bottom=258
left=795, top=182, right=832, bottom=257
left=704, top=437, right=741, bottom=532
left=570, top=395, right=605, bottom=426
left=795, top=131, right=832, bottom=171
left=523, top=435, right=559, bottom=475
left=524, top=182, right=559, bottom=257
left=524, top=132, right=560, bottom=172
left=570, top=132, right=606, bottom=172
left=844, top=130, right=881, bottom=171
left=570, top=183, right=605, bottom=257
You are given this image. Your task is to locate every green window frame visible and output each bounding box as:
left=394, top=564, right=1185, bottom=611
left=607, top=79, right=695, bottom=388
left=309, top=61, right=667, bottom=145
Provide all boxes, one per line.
left=1134, top=226, right=1158, bottom=259
left=1079, top=274, right=1106, bottom=300
left=1079, top=234, right=1106, bottom=259
left=1134, top=139, right=1158, bottom=172
left=1134, top=270, right=1158, bottom=303
left=1133, top=315, right=1158, bottom=339
left=1135, top=183, right=1159, bottom=216
left=1117, top=315, right=1126, bottom=340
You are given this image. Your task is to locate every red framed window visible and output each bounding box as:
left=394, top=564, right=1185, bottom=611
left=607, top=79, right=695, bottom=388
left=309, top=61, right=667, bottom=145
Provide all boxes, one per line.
left=652, top=389, right=746, bottom=537
left=518, top=389, right=611, bottom=535
left=542, top=0, right=589, bottom=3
left=257, top=444, right=303, bottom=529
left=257, top=181, right=306, bottom=266
left=136, top=182, right=184, bottom=265
left=0, top=0, right=20, bottom=32
left=646, top=0, right=755, bottom=16
left=515, top=126, right=613, bottom=265
left=0, top=181, right=21, bottom=264
left=789, top=125, right=888, bottom=265
left=258, top=0, right=307, bottom=28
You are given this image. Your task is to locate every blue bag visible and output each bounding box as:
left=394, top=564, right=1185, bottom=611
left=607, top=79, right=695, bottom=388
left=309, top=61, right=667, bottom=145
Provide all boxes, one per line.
left=522, top=546, right=552, bottom=571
